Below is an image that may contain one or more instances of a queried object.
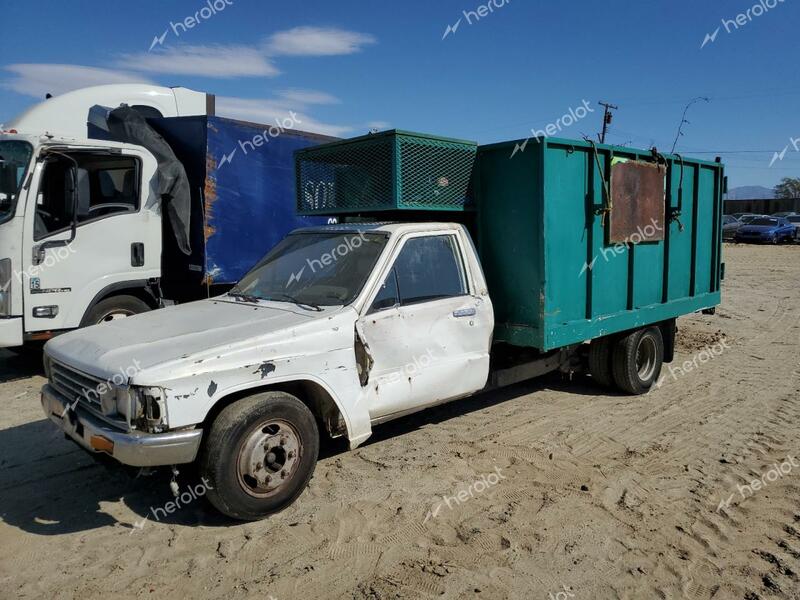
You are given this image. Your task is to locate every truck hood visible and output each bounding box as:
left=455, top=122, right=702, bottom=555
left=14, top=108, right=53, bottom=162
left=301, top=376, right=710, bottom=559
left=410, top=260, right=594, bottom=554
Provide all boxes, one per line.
left=45, top=298, right=341, bottom=378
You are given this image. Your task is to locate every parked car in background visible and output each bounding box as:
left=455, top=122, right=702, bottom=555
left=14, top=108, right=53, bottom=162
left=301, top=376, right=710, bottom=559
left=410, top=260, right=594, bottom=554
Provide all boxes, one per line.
left=772, top=211, right=797, bottom=218
left=733, top=213, right=757, bottom=221
left=787, top=215, right=800, bottom=239
left=734, top=216, right=796, bottom=244
left=722, top=215, right=741, bottom=241
left=739, top=214, right=766, bottom=225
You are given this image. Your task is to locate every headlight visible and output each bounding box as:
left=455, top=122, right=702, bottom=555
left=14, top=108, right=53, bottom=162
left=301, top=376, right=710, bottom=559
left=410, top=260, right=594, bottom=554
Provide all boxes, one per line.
left=130, top=386, right=168, bottom=432
left=0, top=258, right=11, bottom=316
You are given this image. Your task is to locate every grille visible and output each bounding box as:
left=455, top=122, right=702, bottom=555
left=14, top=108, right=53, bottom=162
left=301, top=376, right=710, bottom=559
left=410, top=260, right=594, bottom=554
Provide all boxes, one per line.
left=295, top=130, right=477, bottom=214
left=49, top=360, right=127, bottom=429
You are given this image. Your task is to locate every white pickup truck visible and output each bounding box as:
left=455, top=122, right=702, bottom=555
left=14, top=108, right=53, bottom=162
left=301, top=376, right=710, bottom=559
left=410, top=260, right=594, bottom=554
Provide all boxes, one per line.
left=43, top=222, right=508, bottom=519
left=40, top=129, right=724, bottom=521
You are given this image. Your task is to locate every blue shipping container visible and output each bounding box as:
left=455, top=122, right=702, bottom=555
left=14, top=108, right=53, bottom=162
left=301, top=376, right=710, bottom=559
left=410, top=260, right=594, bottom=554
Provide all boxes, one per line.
left=151, top=116, right=336, bottom=288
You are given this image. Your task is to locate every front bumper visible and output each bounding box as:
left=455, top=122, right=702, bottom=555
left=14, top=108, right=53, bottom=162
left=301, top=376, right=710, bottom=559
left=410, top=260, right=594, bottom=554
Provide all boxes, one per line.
left=41, top=384, right=202, bottom=467
left=0, top=317, right=23, bottom=347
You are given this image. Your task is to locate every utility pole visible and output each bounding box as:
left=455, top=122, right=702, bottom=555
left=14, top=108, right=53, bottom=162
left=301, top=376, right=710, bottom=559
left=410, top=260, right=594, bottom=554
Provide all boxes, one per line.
left=597, top=101, right=618, bottom=144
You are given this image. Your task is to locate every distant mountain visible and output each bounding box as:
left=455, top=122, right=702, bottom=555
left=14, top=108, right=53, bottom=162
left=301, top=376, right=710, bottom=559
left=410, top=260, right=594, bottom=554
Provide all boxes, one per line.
left=726, top=185, right=774, bottom=200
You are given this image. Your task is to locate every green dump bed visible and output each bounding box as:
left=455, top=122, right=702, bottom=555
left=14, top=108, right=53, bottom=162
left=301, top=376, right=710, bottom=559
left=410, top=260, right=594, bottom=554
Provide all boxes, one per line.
left=476, top=137, right=724, bottom=351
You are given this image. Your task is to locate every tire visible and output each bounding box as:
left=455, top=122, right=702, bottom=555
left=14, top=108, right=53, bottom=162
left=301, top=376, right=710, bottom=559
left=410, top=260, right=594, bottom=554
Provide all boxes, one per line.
left=588, top=336, right=615, bottom=387
left=199, top=391, right=319, bottom=521
left=81, top=294, right=151, bottom=326
left=612, top=327, right=664, bottom=395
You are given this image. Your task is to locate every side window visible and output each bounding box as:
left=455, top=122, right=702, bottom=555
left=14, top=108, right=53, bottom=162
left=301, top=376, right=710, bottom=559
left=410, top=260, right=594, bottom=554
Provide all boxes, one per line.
left=35, top=154, right=138, bottom=240
left=393, top=235, right=467, bottom=306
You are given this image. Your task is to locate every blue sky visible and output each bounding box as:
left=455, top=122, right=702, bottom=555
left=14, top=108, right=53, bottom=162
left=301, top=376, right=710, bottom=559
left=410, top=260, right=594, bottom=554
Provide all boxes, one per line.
left=1, top=0, right=798, bottom=188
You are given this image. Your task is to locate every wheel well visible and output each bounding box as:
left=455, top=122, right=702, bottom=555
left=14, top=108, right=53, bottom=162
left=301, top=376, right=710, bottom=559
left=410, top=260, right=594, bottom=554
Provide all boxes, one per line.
left=106, top=287, right=158, bottom=309
left=200, top=380, right=348, bottom=442
left=658, top=318, right=676, bottom=363
left=85, top=282, right=159, bottom=318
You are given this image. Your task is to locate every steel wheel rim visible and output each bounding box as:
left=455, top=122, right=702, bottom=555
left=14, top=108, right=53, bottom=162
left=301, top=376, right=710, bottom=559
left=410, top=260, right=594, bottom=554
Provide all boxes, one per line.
left=98, top=310, right=135, bottom=323
left=636, top=335, right=657, bottom=381
left=236, top=418, right=302, bottom=498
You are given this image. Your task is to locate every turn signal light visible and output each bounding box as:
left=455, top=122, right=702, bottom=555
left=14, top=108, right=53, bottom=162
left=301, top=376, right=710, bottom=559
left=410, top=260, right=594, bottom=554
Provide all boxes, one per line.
left=90, top=435, right=114, bottom=454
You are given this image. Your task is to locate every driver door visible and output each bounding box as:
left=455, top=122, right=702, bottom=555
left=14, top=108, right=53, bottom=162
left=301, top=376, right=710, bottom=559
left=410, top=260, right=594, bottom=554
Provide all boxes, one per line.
left=21, top=147, right=160, bottom=332
left=356, top=231, right=493, bottom=421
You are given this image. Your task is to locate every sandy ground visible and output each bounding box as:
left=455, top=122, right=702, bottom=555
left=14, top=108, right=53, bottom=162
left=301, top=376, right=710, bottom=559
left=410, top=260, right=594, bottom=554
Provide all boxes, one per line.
left=1, top=243, right=799, bottom=600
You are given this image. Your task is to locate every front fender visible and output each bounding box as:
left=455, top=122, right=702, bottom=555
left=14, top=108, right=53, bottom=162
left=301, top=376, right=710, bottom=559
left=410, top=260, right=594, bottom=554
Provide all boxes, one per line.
left=160, top=346, right=373, bottom=449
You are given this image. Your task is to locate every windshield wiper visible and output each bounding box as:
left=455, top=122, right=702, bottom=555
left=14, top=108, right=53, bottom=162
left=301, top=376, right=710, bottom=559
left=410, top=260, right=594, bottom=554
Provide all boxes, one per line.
left=226, top=291, right=262, bottom=304
left=266, top=293, right=323, bottom=312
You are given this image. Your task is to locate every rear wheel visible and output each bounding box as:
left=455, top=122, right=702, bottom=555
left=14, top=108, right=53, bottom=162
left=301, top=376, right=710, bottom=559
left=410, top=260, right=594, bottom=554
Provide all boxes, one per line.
left=81, top=294, right=151, bottom=326
left=199, top=391, right=319, bottom=520
left=612, top=327, right=664, bottom=395
left=588, top=336, right=615, bottom=387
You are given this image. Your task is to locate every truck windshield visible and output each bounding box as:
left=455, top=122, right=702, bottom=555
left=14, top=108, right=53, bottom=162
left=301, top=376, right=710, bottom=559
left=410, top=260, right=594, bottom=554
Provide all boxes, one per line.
left=0, top=141, right=33, bottom=224
left=230, top=231, right=388, bottom=307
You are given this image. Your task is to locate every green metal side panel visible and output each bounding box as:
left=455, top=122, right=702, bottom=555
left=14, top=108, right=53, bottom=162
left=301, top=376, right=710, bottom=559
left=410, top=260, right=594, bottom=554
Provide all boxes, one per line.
left=588, top=149, right=629, bottom=318
left=666, top=163, right=694, bottom=301
left=542, top=143, right=590, bottom=326
left=475, top=143, right=544, bottom=348
left=695, top=167, right=717, bottom=295
left=477, top=136, right=723, bottom=352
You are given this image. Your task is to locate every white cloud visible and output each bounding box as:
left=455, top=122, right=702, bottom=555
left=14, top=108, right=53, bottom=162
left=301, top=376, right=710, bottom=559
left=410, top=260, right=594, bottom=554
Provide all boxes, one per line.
left=3, top=63, right=153, bottom=98
left=277, top=88, right=339, bottom=105
left=266, top=26, right=376, bottom=56
left=216, top=96, right=351, bottom=137
left=117, top=45, right=279, bottom=78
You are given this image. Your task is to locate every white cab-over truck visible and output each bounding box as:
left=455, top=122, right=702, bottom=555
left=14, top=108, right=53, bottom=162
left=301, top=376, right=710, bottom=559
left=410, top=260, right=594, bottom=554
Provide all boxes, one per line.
left=0, top=85, right=210, bottom=349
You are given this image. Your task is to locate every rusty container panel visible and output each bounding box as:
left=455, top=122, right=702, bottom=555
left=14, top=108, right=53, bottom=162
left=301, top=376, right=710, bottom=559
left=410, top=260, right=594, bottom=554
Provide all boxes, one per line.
left=608, top=160, right=666, bottom=243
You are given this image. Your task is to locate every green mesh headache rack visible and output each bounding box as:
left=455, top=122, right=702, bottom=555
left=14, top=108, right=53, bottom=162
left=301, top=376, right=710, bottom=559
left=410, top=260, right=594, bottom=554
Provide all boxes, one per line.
left=295, top=130, right=478, bottom=214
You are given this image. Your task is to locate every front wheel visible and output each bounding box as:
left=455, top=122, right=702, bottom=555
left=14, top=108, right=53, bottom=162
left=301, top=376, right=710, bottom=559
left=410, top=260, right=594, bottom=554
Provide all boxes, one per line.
left=199, top=391, right=319, bottom=520
left=612, top=327, right=664, bottom=395
left=81, top=294, right=151, bottom=326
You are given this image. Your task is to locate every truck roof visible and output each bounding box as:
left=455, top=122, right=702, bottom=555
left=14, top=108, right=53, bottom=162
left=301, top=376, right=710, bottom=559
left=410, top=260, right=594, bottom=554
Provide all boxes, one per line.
left=290, top=222, right=465, bottom=236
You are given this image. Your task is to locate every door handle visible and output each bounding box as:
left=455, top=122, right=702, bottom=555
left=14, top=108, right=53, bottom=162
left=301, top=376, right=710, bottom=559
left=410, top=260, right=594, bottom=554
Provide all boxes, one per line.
left=453, top=307, right=476, bottom=318
left=131, top=242, right=145, bottom=267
